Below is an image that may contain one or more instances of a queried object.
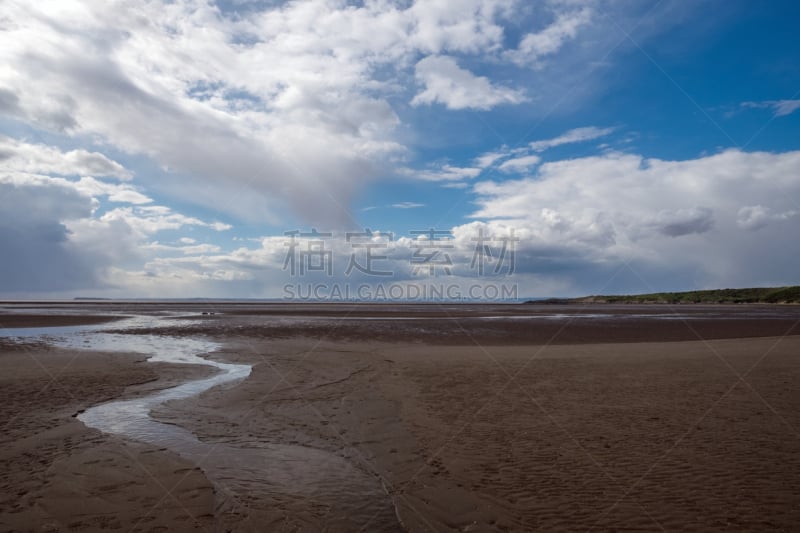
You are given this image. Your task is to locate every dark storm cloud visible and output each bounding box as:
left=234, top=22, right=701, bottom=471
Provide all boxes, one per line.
left=0, top=180, right=100, bottom=292
left=655, top=207, right=715, bottom=237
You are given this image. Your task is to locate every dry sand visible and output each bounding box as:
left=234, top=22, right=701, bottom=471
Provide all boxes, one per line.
left=2, top=304, right=800, bottom=531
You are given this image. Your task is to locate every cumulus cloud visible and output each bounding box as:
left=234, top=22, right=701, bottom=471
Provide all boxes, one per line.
left=412, top=55, right=527, bottom=110
left=98, top=206, right=231, bottom=237
left=467, top=149, right=800, bottom=290
left=0, top=0, right=686, bottom=231
left=0, top=137, right=150, bottom=206
left=737, top=205, right=798, bottom=231
left=19, top=141, right=795, bottom=298
left=72, top=177, right=152, bottom=204
left=0, top=141, right=231, bottom=294
left=0, top=1, right=404, bottom=226
left=506, top=8, right=592, bottom=67
left=107, top=228, right=516, bottom=298
left=0, top=1, right=537, bottom=227
left=1, top=1, right=786, bottom=297
left=0, top=136, right=132, bottom=180
left=0, top=175, right=103, bottom=292
left=407, top=0, right=515, bottom=54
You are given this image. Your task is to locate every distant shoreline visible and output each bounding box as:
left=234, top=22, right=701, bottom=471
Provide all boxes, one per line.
left=530, top=285, right=800, bottom=305
left=0, top=285, right=798, bottom=305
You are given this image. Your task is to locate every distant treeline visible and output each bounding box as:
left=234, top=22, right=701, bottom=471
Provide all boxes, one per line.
left=531, top=286, right=800, bottom=305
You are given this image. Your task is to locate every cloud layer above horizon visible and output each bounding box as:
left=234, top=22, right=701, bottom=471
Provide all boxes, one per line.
left=1, top=0, right=798, bottom=298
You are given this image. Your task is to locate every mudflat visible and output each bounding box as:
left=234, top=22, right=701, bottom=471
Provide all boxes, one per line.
left=1, top=303, right=799, bottom=531
left=0, top=340, right=216, bottom=532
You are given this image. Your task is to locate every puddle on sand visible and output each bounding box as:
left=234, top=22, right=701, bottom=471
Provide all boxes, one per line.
left=4, top=315, right=401, bottom=531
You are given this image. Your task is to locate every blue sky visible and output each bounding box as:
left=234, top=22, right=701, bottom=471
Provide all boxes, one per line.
left=0, top=0, right=798, bottom=299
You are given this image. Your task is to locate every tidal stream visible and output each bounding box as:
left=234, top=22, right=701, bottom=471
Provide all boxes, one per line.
left=3, top=314, right=401, bottom=530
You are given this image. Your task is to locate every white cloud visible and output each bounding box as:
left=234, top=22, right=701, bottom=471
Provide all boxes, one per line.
left=0, top=0, right=685, bottom=233
left=468, top=149, right=800, bottom=289
left=473, top=149, right=508, bottom=169
left=411, top=55, right=527, bottom=110
left=11, top=147, right=795, bottom=297
left=142, top=242, right=222, bottom=255
left=73, top=177, right=152, bottom=205
left=529, top=126, right=615, bottom=152
left=1, top=1, right=782, bottom=298
left=498, top=154, right=541, bottom=173
left=773, top=100, right=800, bottom=116
left=506, top=8, right=592, bottom=67
left=0, top=1, right=409, bottom=226
left=405, top=164, right=482, bottom=182
left=99, top=206, right=231, bottom=238
left=741, top=99, right=800, bottom=117
left=391, top=202, right=425, bottom=209
left=0, top=1, right=533, bottom=227
left=0, top=135, right=132, bottom=180
left=0, top=151, right=233, bottom=294
left=0, top=137, right=151, bottom=207
left=737, top=205, right=798, bottom=231
left=407, top=0, right=515, bottom=54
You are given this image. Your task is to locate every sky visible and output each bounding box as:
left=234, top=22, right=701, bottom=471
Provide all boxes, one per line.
left=0, top=0, right=798, bottom=300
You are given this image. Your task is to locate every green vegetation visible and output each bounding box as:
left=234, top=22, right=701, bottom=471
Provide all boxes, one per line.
left=533, top=286, right=800, bottom=304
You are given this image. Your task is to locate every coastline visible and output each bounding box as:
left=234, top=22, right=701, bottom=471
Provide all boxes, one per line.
left=2, top=304, right=800, bottom=531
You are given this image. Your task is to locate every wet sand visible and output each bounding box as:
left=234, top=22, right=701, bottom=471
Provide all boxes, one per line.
left=0, top=340, right=217, bottom=532
left=2, top=303, right=800, bottom=531
left=0, top=314, right=124, bottom=328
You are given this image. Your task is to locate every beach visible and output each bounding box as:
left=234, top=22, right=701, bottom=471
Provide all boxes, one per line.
left=1, top=303, right=799, bottom=531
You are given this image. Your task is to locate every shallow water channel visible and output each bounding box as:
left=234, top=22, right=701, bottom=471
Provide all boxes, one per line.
left=3, top=314, right=401, bottom=530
